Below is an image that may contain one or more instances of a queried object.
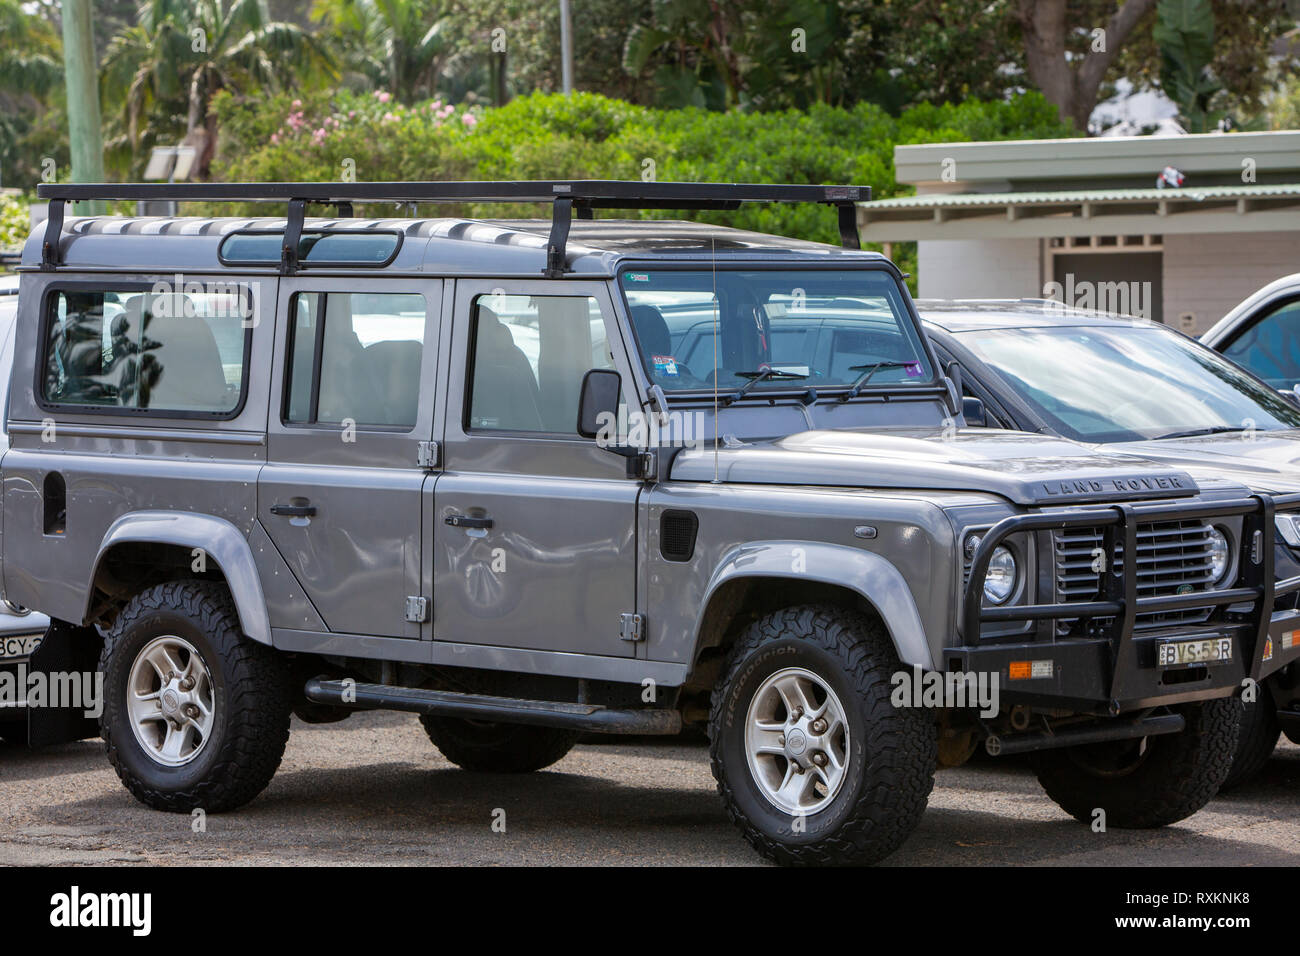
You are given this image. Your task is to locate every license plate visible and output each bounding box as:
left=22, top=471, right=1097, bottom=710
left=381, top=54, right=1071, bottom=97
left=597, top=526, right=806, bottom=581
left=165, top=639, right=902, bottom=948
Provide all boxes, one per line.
left=0, top=633, right=42, bottom=661
left=1157, top=637, right=1232, bottom=668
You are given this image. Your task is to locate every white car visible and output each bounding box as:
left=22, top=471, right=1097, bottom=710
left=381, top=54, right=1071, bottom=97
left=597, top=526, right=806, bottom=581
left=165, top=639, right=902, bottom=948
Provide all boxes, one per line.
left=1201, top=273, right=1300, bottom=393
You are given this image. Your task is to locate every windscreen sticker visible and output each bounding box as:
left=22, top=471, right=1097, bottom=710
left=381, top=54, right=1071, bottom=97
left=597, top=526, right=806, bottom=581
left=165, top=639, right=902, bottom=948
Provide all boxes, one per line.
left=626, top=273, right=650, bottom=282
left=652, top=355, right=679, bottom=376
left=905, top=362, right=923, bottom=377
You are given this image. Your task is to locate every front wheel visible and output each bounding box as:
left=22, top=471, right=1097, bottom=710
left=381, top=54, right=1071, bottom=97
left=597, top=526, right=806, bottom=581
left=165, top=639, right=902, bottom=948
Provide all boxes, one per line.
left=709, top=605, right=937, bottom=866
left=1032, top=698, right=1240, bottom=828
left=1220, top=685, right=1279, bottom=790
left=100, top=581, right=292, bottom=812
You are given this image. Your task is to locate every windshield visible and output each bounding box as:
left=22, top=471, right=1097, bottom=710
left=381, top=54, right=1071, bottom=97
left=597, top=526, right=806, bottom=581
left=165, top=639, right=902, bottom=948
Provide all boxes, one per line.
left=956, top=324, right=1300, bottom=442
left=619, top=268, right=933, bottom=394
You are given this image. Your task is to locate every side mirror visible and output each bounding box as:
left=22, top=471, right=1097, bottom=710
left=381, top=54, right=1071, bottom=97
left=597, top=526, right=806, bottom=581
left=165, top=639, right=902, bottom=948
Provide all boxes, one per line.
left=962, top=396, right=988, bottom=428
left=577, top=368, right=621, bottom=439
left=942, top=360, right=963, bottom=417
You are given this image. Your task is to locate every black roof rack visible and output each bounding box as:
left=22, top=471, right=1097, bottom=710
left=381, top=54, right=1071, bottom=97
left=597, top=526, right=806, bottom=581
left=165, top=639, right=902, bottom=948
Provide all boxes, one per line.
left=35, top=180, right=869, bottom=275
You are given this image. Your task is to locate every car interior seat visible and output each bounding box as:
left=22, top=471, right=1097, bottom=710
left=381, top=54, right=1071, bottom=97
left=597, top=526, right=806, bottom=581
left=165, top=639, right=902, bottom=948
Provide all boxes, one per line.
left=133, top=293, right=231, bottom=411
left=470, top=306, right=543, bottom=431
left=363, top=339, right=423, bottom=427
left=316, top=296, right=390, bottom=425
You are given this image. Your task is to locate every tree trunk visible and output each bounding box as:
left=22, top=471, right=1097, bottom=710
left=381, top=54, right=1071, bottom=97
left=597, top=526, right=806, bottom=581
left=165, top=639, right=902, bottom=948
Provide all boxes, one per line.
left=1016, top=0, right=1158, bottom=132
left=187, top=67, right=205, bottom=133
left=706, top=0, right=742, bottom=108
left=1018, top=0, right=1074, bottom=123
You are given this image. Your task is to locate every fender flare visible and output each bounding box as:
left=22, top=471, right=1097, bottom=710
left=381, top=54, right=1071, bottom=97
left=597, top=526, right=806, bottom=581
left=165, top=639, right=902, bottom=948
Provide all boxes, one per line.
left=693, top=540, right=933, bottom=670
left=85, top=511, right=272, bottom=646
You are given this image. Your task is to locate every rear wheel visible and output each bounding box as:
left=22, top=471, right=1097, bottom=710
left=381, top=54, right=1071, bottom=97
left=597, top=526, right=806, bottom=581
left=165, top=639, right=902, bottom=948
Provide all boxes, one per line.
left=100, top=581, right=292, bottom=812
left=709, top=605, right=936, bottom=866
left=419, top=716, right=579, bottom=772
left=1032, top=698, right=1239, bottom=828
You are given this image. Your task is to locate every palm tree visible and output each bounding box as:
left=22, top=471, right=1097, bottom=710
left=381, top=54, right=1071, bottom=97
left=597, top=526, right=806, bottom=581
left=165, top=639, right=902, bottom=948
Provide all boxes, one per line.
left=311, top=0, right=456, bottom=103
left=0, top=0, right=62, bottom=186
left=101, top=0, right=331, bottom=176
left=0, top=0, right=62, bottom=99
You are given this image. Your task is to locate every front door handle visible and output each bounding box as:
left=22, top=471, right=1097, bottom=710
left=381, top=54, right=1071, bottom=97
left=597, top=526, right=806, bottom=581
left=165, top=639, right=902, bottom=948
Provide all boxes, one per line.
left=444, top=513, right=493, bottom=530
left=271, top=503, right=317, bottom=517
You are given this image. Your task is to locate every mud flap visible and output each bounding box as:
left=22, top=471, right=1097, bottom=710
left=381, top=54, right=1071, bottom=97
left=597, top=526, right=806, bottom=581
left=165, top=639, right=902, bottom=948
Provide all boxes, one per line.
left=24, top=620, right=102, bottom=747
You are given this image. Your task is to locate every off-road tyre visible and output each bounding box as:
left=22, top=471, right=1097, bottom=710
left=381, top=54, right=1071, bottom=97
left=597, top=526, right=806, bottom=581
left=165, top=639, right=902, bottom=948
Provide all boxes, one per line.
left=708, top=604, right=937, bottom=866
left=419, top=716, right=579, bottom=772
left=1031, top=698, right=1239, bottom=828
left=1220, top=686, right=1279, bottom=790
left=99, top=581, right=292, bottom=812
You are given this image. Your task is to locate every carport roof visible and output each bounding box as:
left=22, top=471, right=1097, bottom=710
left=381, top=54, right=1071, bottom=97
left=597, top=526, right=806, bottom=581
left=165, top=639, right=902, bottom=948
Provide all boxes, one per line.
left=858, top=182, right=1300, bottom=242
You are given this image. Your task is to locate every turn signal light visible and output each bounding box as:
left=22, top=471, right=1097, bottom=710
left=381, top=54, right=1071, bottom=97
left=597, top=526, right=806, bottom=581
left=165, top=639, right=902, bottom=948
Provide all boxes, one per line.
left=1008, top=660, right=1053, bottom=680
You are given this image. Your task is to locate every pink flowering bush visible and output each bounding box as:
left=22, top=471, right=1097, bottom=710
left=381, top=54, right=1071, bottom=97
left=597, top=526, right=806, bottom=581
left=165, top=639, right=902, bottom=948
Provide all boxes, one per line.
left=211, top=89, right=485, bottom=187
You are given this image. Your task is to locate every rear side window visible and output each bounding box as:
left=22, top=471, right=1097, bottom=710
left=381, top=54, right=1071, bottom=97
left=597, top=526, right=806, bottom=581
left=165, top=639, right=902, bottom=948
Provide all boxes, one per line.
left=284, top=291, right=426, bottom=429
left=42, top=288, right=251, bottom=415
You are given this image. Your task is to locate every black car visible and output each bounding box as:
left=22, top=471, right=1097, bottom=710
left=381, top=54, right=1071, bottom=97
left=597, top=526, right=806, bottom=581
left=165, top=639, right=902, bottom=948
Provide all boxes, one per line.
left=920, top=298, right=1300, bottom=789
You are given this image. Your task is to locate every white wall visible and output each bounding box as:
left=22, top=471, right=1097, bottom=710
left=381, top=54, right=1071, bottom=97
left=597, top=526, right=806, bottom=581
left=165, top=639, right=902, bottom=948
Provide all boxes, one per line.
left=916, top=237, right=1041, bottom=300
left=1163, top=231, right=1300, bottom=334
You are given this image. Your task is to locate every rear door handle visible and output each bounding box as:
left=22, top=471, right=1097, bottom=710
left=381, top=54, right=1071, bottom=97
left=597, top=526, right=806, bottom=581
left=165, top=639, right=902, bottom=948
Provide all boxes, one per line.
left=271, top=503, right=317, bottom=517
left=444, top=513, right=493, bottom=529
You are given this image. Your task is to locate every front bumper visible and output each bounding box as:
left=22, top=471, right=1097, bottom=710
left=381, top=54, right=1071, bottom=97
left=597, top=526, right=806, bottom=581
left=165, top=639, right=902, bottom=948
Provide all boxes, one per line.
left=958, top=493, right=1300, bottom=714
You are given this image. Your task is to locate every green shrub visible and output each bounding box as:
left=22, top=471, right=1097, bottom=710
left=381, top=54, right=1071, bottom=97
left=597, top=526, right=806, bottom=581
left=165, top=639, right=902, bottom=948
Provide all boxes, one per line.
left=0, top=194, right=31, bottom=253
left=211, top=89, right=1075, bottom=267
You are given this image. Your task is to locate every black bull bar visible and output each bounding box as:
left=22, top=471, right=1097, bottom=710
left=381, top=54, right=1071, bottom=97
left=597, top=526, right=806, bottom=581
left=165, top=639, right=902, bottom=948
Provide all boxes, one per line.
left=955, top=493, right=1300, bottom=713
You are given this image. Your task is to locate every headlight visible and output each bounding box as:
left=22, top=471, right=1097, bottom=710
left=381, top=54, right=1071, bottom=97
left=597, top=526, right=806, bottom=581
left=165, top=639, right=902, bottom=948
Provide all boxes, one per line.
left=984, top=547, right=1018, bottom=604
left=1277, top=514, right=1300, bottom=548
left=1207, top=527, right=1231, bottom=586
left=966, top=533, right=1018, bottom=604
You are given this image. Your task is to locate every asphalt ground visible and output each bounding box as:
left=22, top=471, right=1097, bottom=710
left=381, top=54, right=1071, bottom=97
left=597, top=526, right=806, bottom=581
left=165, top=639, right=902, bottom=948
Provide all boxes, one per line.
left=2, top=710, right=1298, bottom=866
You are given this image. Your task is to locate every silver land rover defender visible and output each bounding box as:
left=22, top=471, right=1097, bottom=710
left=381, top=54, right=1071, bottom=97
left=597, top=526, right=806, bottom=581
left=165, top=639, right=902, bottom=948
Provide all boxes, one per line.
left=8, top=180, right=1300, bottom=866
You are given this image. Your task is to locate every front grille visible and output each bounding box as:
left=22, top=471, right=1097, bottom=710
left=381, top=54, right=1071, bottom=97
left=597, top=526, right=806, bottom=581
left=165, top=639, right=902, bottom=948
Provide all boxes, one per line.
left=1054, top=519, right=1219, bottom=634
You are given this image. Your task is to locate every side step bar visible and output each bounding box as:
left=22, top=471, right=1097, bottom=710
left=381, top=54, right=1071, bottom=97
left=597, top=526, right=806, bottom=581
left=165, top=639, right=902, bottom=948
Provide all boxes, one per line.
left=986, top=712, right=1185, bottom=756
left=304, top=678, right=683, bottom=736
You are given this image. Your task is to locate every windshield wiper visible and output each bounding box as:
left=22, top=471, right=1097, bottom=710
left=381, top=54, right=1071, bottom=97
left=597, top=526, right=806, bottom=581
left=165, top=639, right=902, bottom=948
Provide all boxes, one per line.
left=837, top=361, right=916, bottom=404
left=1153, top=425, right=1248, bottom=440
left=724, top=368, right=808, bottom=405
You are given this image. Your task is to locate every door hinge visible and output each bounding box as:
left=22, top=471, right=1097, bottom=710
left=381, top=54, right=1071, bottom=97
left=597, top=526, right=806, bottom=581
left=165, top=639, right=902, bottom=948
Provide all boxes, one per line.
left=627, top=450, right=657, bottom=481
left=417, top=440, right=439, bottom=468
left=405, top=596, right=429, bottom=623
left=619, top=612, right=644, bottom=642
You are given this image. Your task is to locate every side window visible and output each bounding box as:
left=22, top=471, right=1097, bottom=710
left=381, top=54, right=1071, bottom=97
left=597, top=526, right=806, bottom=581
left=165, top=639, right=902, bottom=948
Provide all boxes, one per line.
left=468, top=293, right=615, bottom=434
left=284, top=291, right=425, bottom=429
left=42, top=288, right=249, bottom=415
left=1222, top=298, right=1300, bottom=389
